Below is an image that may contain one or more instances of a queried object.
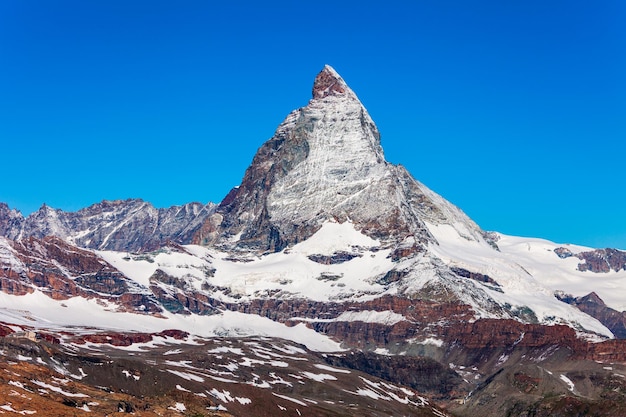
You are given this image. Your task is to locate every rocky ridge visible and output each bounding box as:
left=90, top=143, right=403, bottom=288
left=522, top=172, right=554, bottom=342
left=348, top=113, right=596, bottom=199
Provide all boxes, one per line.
left=0, top=199, right=215, bottom=252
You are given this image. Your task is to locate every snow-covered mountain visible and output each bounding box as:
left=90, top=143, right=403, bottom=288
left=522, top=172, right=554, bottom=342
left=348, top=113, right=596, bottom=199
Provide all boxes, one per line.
left=1, top=65, right=626, bottom=416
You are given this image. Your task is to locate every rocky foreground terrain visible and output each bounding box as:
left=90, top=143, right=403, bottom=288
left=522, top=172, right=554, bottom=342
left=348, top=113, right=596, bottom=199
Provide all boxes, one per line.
left=1, top=66, right=626, bottom=416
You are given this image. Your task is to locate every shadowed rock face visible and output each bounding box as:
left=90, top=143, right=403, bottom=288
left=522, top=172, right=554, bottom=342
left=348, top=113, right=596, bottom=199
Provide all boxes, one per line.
left=557, top=291, right=626, bottom=338
left=0, top=203, right=23, bottom=240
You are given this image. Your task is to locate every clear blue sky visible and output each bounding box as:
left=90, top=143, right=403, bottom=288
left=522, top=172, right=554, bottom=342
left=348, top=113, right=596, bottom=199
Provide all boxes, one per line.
left=1, top=1, right=625, bottom=249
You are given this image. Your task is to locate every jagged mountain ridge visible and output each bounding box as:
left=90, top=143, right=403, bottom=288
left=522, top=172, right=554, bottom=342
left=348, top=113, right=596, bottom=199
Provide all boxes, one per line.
left=0, top=199, right=215, bottom=252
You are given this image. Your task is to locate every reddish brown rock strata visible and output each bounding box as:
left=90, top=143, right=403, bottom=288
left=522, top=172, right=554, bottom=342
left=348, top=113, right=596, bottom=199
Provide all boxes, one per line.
left=583, top=339, right=626, bottom=362
left=73, top=329, right=189, bottom=346
left=574, top=248, right=626, bottom=273
left=443, top=319, right=582, bottom=350
left=0, top=236, right=162, bottom=312
left=312, top=65, right=347, bottom=98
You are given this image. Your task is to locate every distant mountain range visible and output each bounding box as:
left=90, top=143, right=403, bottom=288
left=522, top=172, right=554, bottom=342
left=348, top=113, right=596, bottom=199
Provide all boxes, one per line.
left=1, top=65, right=626, bottom=417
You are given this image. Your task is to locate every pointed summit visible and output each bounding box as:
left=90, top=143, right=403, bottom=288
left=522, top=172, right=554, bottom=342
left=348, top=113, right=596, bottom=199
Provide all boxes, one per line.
left=312, top=65, right=353, bottom=99
left=195, top=66, right=484, bottom=254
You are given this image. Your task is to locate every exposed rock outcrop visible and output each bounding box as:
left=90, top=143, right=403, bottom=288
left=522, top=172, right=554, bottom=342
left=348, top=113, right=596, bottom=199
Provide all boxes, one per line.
left=576, top=248, right=626, bottom=273
left=557, top=291, right=626, bottom=338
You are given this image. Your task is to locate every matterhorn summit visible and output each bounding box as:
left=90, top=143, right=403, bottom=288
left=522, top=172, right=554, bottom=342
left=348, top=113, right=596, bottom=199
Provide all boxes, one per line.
left=195, top=65, right=484, bottom=253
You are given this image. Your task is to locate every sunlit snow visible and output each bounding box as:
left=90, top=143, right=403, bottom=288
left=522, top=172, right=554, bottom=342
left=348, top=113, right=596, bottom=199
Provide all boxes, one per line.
left=426, top=222, right=614, bottom=337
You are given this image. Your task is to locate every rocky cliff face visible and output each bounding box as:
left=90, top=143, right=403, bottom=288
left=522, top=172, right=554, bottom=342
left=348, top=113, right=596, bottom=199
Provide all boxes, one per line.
left=0, top=203, right=24, bottom=240
left=194, top=65, right=484, bottom=254
left=557, top=291, right=626, bottom=338
left=0, top=199, right=214, bottom=252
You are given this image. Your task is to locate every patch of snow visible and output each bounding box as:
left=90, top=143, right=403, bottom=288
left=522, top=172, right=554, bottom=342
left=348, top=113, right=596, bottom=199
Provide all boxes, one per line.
left=0, top=404, right=37, bottom=415
left=334, top=310, right=405, bottom=325
left=166, top=370, right=204, bottom=382
left=355, top=388, right=390, bottom=401
left=168, top=402, right=186, bottom=413
left=272, top=393, right=308, bottom=407
left=560, top=374, right=576, bottom=393
left=70, top=368, right=88, bottom=380
left=31, top=380, right=88, bottom=398
left=164, top=360, right=195, bottom=369
left=313, top=364, right=351, bottom=374
left=122, top=370, right=140, bottom=380
left=411, top=337, right=444, bottom=347
left=8, top=381, right=31, bottom=392
left=207, top=346, right=244, bottom=355
left=206, top=374, right=239, bottom=383
left=290, top=221, right=380, bottom=256
left=301, top=372, right=337, bottom=382
left=209, top=388, right=234, bottom=403
left=271, top=343, right=307, bottom=355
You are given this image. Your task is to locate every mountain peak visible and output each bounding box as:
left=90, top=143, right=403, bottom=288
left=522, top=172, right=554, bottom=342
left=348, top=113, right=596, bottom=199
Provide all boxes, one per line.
left=194, top=65, right=485, bottom=254
left=312, top=65, right=352, bottom=99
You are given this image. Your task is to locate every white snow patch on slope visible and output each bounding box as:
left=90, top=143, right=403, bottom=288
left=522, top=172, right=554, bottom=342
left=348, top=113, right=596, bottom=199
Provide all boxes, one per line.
left=0, top=291, right=342, bottom=352
left=273, top=392, right=308, bottom=406
left=31, top=380, right=88, bottom=397
left=560, top=374, right=576, bottom=393
left=168, top=402, right=186, bottom=412
left=0, top=404, right=37, bottom=415
left=301, top=372, right=337, bottom=382
left=426, top=222, right=613, bottom=338
left=292, top=220, right=379, bottom=255
left=314, top=364, right=351, bottom=374
left=497, top=234, right=626, bottom=312
left=200, top=222, right=394, bottom=302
